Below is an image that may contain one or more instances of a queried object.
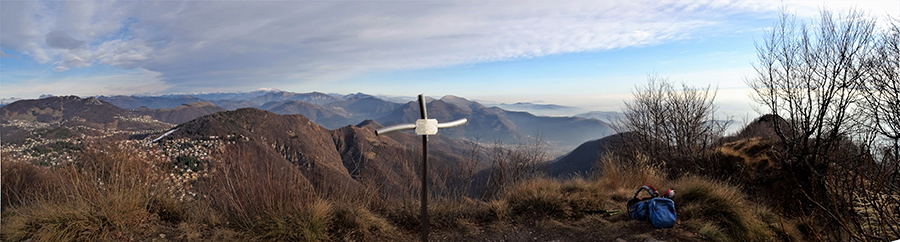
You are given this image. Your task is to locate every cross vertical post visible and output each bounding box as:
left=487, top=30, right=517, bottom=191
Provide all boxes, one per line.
left=418, top=94, right=429, bottom=242
left=374, top=94, right=467, bottom=242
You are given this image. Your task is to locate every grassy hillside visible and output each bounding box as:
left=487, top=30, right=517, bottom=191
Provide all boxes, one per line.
left=2, top=108, right=896, bottom=241
left=2, top=138, right=804, bottom=241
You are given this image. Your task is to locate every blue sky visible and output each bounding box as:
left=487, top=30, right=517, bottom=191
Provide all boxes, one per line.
left=2, top=0, right=899, bottom=118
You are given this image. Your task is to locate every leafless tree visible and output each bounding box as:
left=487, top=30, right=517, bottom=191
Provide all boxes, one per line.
left=618, top=74, right=728, bottom=171
left=855, top=17, right=900, bottom=240
left=863, top=19, right=900, bottom=159
left=747, top=8, right=876, bottom=174
left=748, top=8, right=900, bottom=241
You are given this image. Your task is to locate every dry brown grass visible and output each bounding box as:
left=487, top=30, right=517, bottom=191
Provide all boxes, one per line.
left=596, top=153, right=667, bottom=201
left=1, top=141, right=173, bottom=241
left=196, top=142, right=331, bottom=240
left=590, top=152, right=801, bottom=241
left=2, top=137, right=807, bottom=242
left=1, top=158, right=51, bottom=208
left=0, top=140, right=403, bottom=241
left=717, top=137, right=778, bottom=171
left=200, top=143, right=314, bottom=220
left=329, top=202, right=399, bottom=241
left=673, top=175, right=801, bottom=242
left=502, top=177, right=613, bottom=221
left=248, top=199, right=332, bottom=242
left=504, top=177, right=573, bottom=219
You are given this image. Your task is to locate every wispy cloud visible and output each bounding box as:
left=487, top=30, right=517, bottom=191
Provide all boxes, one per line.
left=0, top=68, right=170, bottom=98
left=1, top=0, right=896, bottom=96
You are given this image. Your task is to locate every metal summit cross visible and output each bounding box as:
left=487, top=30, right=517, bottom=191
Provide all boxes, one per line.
left=375, top=94, right=467, bottom=242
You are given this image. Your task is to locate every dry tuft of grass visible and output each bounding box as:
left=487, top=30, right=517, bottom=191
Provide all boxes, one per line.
left=673, top=175, right=800, bottom=242
left=717, top=137, right=778, bottom=171
left=175, top=222, right=206, bottom=242
left=486, top=199, right=510, bottom=222
left=381, top=198, right=486, bottom=234
left=597, top=154, right=666, bottom=191
left=330, top=202, right=398, bottom=241
left=596, top=153, right=668, bottom=204
left=504, top=177, right=573, bottom=220
left=250, top=199, right=332, bottom=242
left=501, top=177, right=618, bottom=223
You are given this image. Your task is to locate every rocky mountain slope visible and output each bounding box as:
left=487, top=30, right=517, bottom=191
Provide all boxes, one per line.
left=163, top=108, right=486, bottom=198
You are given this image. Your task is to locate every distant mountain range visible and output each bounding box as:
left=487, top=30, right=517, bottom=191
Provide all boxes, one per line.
left=574, top=111, right=625, bottom=124
left=494, top=102, right=583, bottom=116
left=92, top=91, right=616, bottom=152
left=133, top=102, right=226, bottom=124
left=98, top=95, right=204, bottom=110
left=0, top=97, right=23, bottom=107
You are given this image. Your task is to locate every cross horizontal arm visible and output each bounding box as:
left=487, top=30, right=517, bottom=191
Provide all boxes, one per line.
left=375, top=119, right=466, bottom=136
left=436, top=118, right=467, bottom=128
left=375, top=123, right=417, bottom=135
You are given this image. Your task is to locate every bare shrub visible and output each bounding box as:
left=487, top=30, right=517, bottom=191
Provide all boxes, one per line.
left=815, top=143, right=900, bottom=240
left=618, top=75, right=728, bottom=173
left=481, top=137, right=550, bottom=199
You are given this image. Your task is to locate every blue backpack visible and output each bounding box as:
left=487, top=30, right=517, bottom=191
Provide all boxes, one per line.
left=627, top=185, right=676, bottom=228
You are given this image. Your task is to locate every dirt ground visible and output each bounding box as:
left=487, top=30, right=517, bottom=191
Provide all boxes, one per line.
left=426, top=214, right=705, bottom=242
